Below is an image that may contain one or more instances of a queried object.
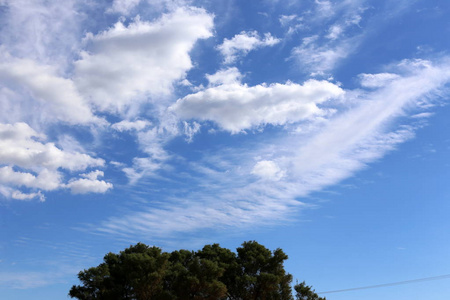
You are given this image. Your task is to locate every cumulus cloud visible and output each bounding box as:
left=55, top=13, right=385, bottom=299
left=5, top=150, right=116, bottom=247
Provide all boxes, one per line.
left=252, top=160, right=285, bottom=181
left=11, top=190, right=45, bottom=202
left=170, top=71, right=344, bottom=133
left=205, top=67, right=243, bottom=86
left=217, top=31, right=280, bottom=64
left=0, top=56, right=101, bottom=125
left=67, top=171, right=113, bottom=194
left=0, top=167, right=61, bottom=191
left=80, top=170, right=105, bottom=181
left=0, top=123, right=104, bottom=171
left=0, top=123, right=109, bottom=199
left=74, top=7, right=214, bottom=113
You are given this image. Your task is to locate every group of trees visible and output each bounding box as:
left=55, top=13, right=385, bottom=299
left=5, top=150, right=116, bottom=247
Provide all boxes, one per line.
left=70, top=241, right=325, bottom=300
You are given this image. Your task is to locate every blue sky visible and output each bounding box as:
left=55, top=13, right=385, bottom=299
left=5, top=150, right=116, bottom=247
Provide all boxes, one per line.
left=1, top=0, right=450, bottom=299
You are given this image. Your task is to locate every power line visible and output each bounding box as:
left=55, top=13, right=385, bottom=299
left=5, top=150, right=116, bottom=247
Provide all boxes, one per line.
left=317, top=274, right=450, bottom=294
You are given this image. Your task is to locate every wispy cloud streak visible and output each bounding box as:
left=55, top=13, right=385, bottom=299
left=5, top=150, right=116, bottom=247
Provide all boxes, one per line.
left=94, top=58, right=450, bottom=240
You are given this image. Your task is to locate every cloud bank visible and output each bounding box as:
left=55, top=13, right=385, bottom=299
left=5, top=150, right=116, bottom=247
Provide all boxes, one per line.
left=96, top=58, right=450, bottom=239
left=0, top=0, right=449, bottom=242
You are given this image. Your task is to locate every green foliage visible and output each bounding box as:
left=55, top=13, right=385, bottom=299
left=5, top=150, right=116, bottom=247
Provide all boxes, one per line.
left=294, top=282, right=326, bottom=300
left=167, top=249, right=227, bottom=299
left=232, top=241, right=293, bottom=300
left=70, top=241, right=319, bottom=300
left=70, top=243, right=170, bottom=300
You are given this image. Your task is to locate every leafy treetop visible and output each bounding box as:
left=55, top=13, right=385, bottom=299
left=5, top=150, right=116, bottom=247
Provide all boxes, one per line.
left=69, top=241, right=325, bottom=300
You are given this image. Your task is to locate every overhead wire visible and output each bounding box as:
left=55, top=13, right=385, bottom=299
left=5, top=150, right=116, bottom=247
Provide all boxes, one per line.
left=317, top=274, right=450, bottom=294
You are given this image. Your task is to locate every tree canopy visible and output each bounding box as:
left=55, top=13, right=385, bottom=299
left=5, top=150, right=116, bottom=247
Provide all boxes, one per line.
left=294, top=282, right=326, bottom=300
left=69, top=241, right=325, bottom=300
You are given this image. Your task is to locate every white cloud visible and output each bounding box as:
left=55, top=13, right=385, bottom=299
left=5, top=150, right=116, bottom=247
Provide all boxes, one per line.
left=411, top=112, right=434, bottom=119
left=0, top=166, right=62, bottom=191
left=297, top=0, right=416, bottom=76
left=0, top=271, right=56, bottom=289
left=67, top=171, right=113, bottom=194
left=170, top=73, right=344, bottom=133
left=359, top=73, right=401, bottom=88
left=0, top=263, right=81, bottom=289
left=136, top=128, right=172, bottom=161
left=108, top=0, right=142, bottom=14
left=96, top=57, right=450, bottom=239
left=95, top=162, right=303, bottom=238
left=80, top=170, right=105, bottom=181
left=11, top=190, right=45, bottom=202
left=279, top=14, right=298, bottom=27
left=326, top=24, right=344, bottom=40
left=0, top=0, right=82, bottom=67
left=290, top=0, right=368, bottom=75
left=315, top=0, right=334, bottom=18
left=74, top=7, right=214, bottom=113
left=183, top=121, right=201, bottom=143
left=312, top=0, right=367, bottom=23
left=56, top=134, right=88, bottom=154
left=97, top=197, right=300, bottom=239
left=0, top=123, right=104, bottom=171
left=291, top=35, right=356, bottom=76
left=0, top=56, right=101, bottom=125
left=205, top=67, right=243, bottom=86
left=1, top=0, right=448, bottom=242
left=285, top=58, right=450, bottom=194
left=217, top=31, right=280, bottom=64
left=111, top=120, right=151, bottom=132
left=279, top=14, right=304, bottom=35
left=107, top=0, right=184, bottom=15
left=119, top=117, right=181, bottom=183
left=0, top=123, right=109, bottom=199
left=123, top=157, right=163, bottom=184
left=252, top=160, right=285, bottom=181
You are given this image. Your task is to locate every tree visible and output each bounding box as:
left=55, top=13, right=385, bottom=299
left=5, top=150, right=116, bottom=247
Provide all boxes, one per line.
left=232, top=241, right=293, bottom=300
left=70, top=241, right=319, bottom=300
left=70, top=243, right=170, bottom=300
left=166, top=249, right=227, bottom=299
left=294, top=282, right=326, bottom=300
left=196, top=244, right=239, bottom=300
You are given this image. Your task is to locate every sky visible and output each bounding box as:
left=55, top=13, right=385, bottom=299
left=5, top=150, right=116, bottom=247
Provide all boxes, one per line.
left=1, top=0, right=450, bottom=299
